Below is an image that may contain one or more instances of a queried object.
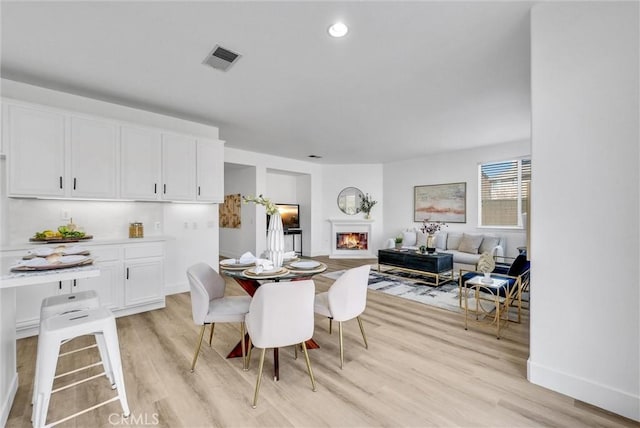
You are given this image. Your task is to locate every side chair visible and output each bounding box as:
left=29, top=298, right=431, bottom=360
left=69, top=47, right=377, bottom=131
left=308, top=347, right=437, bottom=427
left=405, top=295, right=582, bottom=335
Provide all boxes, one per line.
left=245, top=280, right=317, bottom=408
left=186, top=263, right=252, bottom=372
left=314, top=264, right=370, bottom=369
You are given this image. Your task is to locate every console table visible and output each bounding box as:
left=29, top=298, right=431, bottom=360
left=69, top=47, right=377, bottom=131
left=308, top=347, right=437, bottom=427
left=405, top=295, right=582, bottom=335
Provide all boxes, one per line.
left=377, top=249, right=453, bottom=286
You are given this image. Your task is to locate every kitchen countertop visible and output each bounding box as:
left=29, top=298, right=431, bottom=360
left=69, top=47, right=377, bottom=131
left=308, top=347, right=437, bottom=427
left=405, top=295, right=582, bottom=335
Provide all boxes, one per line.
left=0, top=235, right=174, bottom=253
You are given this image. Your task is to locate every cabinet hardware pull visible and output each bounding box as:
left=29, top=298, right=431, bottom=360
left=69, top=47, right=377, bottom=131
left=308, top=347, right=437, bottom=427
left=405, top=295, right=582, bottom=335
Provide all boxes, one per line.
left=73, top=279, right=77, bottom=288
left=73, top=178, right=77, bottom=190
left=59, top=281, right=62, bottom=290
left=198, top=186, right=201, bottom=196
left=163, top=184, right=166, bottom=194
left=59, top=176, right=63, bottom=189
left=126, top=268, right=129, bottom=279
left=154, top=183, right=157, bottom=194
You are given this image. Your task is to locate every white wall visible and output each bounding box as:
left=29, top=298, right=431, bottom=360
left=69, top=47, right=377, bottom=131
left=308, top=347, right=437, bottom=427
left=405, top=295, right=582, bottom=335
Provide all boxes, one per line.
left=530, top=2, right=639, bottom=421
left=220, top=164, right=256, bottom=258
left=224, top=147, right=325, bottom=256
left=321, top=164, right=385, bottom=252
left=383, top=141, right=530, bottom=257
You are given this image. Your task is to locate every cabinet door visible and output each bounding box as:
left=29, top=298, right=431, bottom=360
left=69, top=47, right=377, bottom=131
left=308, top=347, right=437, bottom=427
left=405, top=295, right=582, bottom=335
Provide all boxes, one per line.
left=75, top=261, right=121, bottom=309
left=120, top=126, right=162, bottom=200
left=124, top=258, right=164, bottom=306
left=161, top=134, right=196, bottom=201
left=15, top=282, right=58, bottom=328
left=6, top=104, right=66, bottom=197
left=196, top=139, right=224, bottom=202
left=70, top=116, right=118, bottom=198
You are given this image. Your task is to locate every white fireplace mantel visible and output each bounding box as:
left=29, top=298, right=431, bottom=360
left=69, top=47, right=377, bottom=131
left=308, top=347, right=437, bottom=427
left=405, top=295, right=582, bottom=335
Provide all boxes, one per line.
left=328, top=218, right=374, bottom=259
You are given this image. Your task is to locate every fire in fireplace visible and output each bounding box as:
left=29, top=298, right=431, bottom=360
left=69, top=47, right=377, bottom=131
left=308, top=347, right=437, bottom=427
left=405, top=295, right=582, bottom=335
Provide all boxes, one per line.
left=336, top=232, right=368, bottom=250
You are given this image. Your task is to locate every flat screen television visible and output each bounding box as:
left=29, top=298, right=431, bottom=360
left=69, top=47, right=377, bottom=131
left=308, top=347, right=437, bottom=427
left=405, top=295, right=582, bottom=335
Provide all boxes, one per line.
left=267, top=204, right=300, bottom=230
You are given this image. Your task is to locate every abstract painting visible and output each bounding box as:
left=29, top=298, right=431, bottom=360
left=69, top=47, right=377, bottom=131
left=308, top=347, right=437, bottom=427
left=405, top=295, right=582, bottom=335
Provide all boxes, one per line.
left=414, top=182, right=466, bottom=223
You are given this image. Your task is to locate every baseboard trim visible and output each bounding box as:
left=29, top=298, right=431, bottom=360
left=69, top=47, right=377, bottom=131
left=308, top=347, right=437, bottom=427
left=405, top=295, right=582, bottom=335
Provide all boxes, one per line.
left=1, top=372, right=18, bottom=427
left=528, top=358, right=640, bottom=422
left=165, top=282, right=189, bottom=296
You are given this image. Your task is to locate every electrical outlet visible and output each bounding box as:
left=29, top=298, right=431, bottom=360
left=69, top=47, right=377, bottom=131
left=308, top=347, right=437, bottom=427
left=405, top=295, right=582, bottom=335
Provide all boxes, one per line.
left=183, top=222, right=189, bottom=229
left=154, top=221, right=161, bottom=231
left=60, top=210, right=70, bottom=221
left=207, top=221, right=215, bottom=228
left=192, top=222, right=198, bottom=230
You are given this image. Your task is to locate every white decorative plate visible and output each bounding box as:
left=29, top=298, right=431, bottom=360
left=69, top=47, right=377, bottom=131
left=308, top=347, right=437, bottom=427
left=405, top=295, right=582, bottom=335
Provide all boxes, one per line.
left=290, top=261, right=320, bottom=269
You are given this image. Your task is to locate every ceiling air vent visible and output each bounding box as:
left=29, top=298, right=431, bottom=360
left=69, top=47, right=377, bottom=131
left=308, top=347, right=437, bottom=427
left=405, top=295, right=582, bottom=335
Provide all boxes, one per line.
left=203, top=45, right=241, bottom=72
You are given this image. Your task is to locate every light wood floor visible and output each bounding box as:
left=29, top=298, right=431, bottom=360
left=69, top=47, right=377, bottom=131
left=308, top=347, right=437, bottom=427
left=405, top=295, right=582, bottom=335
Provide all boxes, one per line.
left=7, top=257, right=637, bottom=427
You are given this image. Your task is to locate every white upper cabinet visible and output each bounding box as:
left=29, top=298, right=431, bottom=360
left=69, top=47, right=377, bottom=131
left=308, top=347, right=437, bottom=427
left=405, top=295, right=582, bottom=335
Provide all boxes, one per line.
left=6, top=104, right=66, bottom=197
left=120, top=125, right=162, bottom=200
left=162, top=133, right=197, bottom=201
left=4, top=100, right=223, bottom=203
left=69, top=115, right=118, bottom=198
left=196, top=139, right=224, bottom=202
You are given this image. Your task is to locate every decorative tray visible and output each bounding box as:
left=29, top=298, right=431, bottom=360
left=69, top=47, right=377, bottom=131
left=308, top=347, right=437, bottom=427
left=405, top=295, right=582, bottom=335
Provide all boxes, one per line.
left=10, top=257, right=94, bottom=272
left=29, top=235, right=93, bottom=243
left=241, top=267, right=290, bottom=279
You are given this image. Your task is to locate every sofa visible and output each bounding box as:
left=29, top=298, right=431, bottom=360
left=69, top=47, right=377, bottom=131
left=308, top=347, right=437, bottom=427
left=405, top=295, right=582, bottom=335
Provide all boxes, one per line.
left=384, top=230, right=504, bottom=271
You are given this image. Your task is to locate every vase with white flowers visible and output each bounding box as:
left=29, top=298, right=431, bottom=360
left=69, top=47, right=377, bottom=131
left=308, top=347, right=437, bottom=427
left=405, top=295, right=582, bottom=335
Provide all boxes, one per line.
left=420, top=220, right=446, bottom=254
left=359, top=193, right=378, bottom=219
left=243, top=194, right=284, bottom=268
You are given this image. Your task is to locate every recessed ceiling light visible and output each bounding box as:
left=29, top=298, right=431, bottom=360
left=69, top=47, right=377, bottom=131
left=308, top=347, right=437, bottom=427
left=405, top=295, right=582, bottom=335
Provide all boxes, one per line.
left=328, top=22, right=348, bottom=38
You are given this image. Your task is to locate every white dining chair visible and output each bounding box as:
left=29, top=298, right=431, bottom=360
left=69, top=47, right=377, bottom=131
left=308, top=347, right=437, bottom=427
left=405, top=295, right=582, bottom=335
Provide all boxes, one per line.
left=187, top=263, right=252, bottom=372
left=245, top=280, right=316, bottom=408
left=314, top=264, right=370, bottom=369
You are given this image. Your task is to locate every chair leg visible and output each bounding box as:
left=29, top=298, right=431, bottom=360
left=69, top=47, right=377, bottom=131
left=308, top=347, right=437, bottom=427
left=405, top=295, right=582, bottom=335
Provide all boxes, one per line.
left=252, top=348, right=266, bottom=408
left=329, top=318, right=332, bottom=334
left=356, top=316, right=368, bottom=349
left=245, top=337, right=252, bottom=371
left=294, top=344, right=298, bottom=360
left=208, top=323, right=215, bottom=347
left=240, top=322, right=246, bottom=370
left=190, top=325, right=206, bottom=372
left=300, top=342, right=316, bottom=392
left=338, top=321, right=344, bottom=369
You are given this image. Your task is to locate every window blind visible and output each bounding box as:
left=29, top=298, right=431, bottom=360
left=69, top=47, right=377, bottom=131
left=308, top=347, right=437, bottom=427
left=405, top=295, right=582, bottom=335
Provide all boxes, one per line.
left=480, top=159, right=530, bottom=227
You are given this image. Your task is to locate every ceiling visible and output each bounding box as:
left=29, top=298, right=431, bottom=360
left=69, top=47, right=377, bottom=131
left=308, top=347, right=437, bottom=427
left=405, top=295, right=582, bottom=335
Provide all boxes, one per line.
left=1, top=1, right=534, bottom=164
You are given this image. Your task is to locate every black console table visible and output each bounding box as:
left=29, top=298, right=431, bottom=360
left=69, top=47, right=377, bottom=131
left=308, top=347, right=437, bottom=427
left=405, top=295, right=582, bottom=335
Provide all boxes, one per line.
left=284, top=229, right=302, bottom=256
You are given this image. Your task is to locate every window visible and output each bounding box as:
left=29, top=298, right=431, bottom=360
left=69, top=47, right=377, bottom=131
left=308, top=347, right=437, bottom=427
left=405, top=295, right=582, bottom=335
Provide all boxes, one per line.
left=478, top=158, right=530, bottom=228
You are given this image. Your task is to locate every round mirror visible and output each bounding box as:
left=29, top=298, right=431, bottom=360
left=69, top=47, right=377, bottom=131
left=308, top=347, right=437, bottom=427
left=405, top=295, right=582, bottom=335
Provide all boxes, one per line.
left=337, top=187, right=363, bottom=215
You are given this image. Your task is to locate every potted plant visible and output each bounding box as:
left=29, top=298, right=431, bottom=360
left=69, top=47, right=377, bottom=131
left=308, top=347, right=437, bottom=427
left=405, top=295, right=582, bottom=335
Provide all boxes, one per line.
left=419, top=245, right=427, bottom=254
left=359, top=193, right=377, bottom=219
left=394, top=235, right=403, bottom=249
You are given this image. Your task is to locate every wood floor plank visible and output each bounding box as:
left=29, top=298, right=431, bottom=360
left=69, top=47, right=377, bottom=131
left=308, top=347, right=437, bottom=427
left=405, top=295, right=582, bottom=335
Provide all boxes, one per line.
left=6, top=256, right=638, bottom=427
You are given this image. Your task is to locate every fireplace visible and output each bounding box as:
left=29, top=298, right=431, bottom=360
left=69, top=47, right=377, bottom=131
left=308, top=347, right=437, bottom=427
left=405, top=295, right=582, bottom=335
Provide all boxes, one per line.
left=328, top=219, right=374, bottom=258
left=336, top=232, right=368, bottom=250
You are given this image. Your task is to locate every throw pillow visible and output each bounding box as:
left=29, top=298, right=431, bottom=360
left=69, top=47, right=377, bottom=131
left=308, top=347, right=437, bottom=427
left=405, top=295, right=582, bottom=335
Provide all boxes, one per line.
left=458, top=233, right=484, bottom=254
left=416, top=231, right=427, bottom=247
left=508, top=254, right=529, bottom=277
left=446, top=232, right=463, bottom=250
left=435, top=232, right=447, bottom=249
left=402, top=231, right=417, bottom=247
left=479, top=236, right=500, bottom=254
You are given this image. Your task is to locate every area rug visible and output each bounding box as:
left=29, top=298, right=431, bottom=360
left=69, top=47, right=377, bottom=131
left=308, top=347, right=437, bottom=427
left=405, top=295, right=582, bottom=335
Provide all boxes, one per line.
left=321, top=266, right=463, bottom=313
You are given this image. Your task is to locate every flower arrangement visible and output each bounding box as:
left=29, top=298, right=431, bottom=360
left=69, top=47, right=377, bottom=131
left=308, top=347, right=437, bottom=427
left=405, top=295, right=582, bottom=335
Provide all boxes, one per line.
left=359, top=193, right=378, bottom=215
left=242, top=194, right=278, bottom=215
left=420, top=219, right=446, bottom=235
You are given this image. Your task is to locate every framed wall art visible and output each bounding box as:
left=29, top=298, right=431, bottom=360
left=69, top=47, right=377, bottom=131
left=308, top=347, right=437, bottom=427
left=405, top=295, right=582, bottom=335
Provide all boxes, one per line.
left=414, top=182, right=466, bottom=223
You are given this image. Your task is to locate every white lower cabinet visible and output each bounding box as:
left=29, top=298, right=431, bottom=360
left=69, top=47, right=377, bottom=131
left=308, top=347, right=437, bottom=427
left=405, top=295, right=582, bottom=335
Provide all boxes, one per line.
left=13, top=240, right=165, bottom=338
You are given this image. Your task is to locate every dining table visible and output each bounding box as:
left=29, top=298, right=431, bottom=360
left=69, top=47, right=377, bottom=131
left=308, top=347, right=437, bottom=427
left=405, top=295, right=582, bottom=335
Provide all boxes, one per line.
left=220, top=258, right=327, bottom=381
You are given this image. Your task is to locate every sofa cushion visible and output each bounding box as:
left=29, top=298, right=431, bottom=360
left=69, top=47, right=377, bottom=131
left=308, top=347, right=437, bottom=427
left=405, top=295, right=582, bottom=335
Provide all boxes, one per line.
left=479, top=236, right=501, bottom=254
left=508, top=254, right=530, bottom=277
left=446, top=233, right=463, bottom=250
left=402, top=231, right=417, bottom=247
left=416, top=231, right=427, bottom=247
left=458, top=233, right=483, bottom=254
left=434, top=232, right=447, bottom=249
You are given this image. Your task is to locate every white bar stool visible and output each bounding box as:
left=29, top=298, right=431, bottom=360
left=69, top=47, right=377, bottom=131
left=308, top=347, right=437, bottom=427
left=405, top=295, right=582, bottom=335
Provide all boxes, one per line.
left=32, top=291, right=114, bottom=418
left=33, top=306, right=130, bottom=428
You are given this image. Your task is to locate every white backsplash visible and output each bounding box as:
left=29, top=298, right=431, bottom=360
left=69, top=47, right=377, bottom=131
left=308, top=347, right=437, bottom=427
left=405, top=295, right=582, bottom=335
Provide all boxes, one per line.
left=5, top=198, right=165, bottom=244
